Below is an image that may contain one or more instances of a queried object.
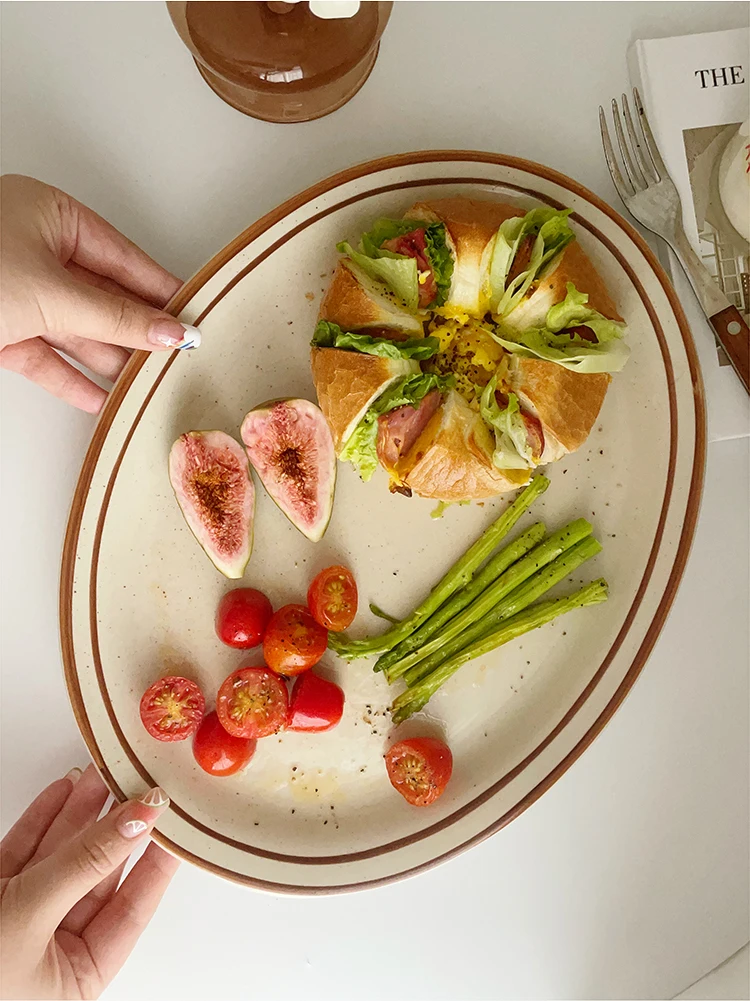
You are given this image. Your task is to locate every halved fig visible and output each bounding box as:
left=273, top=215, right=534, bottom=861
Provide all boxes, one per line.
left=168, top=430, right=254, bottom=578
left=241, top=399, right=335, bottom=543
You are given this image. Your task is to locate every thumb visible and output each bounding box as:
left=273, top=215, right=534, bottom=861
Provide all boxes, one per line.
left=44, top=273, right=201, bottom=352
left=16, top=787, right=170, bottom=937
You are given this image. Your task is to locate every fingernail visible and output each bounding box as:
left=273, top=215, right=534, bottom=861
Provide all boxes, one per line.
left=138, top=787, right=170, bottom=809
left=116, top=787, right=169, bottom=840
left=148, top=320, right=202, bottom=350
left=175, top=325, right=201, bottom=350
left=64, top=767, right=83, bottom=785
left=119, top=818, right=149, bottom=839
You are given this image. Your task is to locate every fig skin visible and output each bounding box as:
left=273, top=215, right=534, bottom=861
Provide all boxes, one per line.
left=168, top=430, right=255, bottom=578
left=241, top=398, right=336, bottom=543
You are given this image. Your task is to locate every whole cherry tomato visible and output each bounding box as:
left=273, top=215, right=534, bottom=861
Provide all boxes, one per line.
left=384, top=737, right=453, bottom=806
left=215, top=587, right=273, bottom=649
left=263, top=604, right=327, bottom=676
left=193, top=711, right=256, bottom=776
left=139, top=676, right=205, bottom=742
left=287, top=671, right=344, bottom=732
left=307, top=566, right=358, bottom=631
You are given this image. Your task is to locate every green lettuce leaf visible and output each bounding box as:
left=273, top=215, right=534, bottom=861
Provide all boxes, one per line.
left=339, top=416, right=381, bottom=482
left=545, top=282, right=617, bottom=334
left=360, top=218, right=430, bottom=253
left=340, top=373, right=453, bottom=481
left=424, top=224, right=453, bottom=306
left=492, top=283, right=630, bottom=373
left=312, top=320, right=439, bottom=360
left=338, top=218, right=453, bottom=309
left=336, top=242, right=419, bottom=312
left=489, top=207, right=575, bottom=316
left=479, top=375, right=535, bottom=470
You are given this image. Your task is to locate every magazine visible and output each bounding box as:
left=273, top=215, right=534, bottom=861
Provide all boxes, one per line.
left=629, top=27, right=749, bottom=441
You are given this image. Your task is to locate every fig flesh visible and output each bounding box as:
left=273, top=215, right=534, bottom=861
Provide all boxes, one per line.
left=169, top=430, right=254, bottom=578
left=241, top=399, right=335, bottom=543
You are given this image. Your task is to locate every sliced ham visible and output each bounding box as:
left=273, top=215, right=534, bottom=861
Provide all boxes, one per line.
left=521, top=411, right=545, bottom=460
left=565, top=324, right=598, bottom=343
left=376, top=389, right=442, bottom=470
left=495, top=391, right=545, bottom=462
left=506, top=233, right=535, bottom=286
left=382, top=228, right=438, bottom=308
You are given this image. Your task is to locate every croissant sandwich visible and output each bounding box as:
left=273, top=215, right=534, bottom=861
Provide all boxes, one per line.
left=310, top=197, right=630, bottom=502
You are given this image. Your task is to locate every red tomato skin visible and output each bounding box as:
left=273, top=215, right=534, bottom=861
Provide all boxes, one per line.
left=215, top=588, right=273, bottom=649
left=193, top=711, right=256, bottom=776
left=384, top=737, right=453, bottom=807
left=287, top=672, right=344, bottom=733
left=139, top=676, right=205, bottom=742
left=307, top=566, right=358, bottom=631
left=263, top=604, right=328, bottom=676
left=216, top=666, right=289, bottom=739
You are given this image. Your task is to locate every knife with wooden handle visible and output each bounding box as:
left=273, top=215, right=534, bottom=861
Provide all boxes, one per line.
left=672, top=229, right=749, bottom=393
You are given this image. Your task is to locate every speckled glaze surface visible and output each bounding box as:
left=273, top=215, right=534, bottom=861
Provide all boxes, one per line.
left=60, top=152, right=705, bottom=893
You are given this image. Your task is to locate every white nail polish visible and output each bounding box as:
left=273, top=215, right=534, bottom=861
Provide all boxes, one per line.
left=138, top=787, right=170, bottom=809
left=176, top=324, right=201, bottom=350
left=121, top=819, right=148, bottom=839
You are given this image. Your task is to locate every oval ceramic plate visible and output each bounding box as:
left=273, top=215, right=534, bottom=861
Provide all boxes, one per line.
left=61, top=152, right=705, bottom=893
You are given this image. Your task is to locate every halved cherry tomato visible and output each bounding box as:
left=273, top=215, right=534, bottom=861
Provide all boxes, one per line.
left=287, top=671, right=344, bottom=733
left=263, top=604, right=328, bottom=676
left=307, top=565, right=358, bottom=631
left=193, top=711, right=256, bottom=776
left=215, top=587, right=273, bottom=649
left=384, top=737, right=453, bottom=807
left=140, top=676, right=205, bottom=742
left=216, top=666, right=288, bottom=739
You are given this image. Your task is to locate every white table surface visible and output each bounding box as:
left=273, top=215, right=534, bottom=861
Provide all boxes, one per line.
left=1, top=3, right=749, bottom=999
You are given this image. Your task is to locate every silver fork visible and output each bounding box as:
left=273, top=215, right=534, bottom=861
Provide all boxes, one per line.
left=599, top=88, right=749, bottom=393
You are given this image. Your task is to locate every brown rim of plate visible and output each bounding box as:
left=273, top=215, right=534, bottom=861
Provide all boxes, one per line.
left=59, top=150, right=706, bottom=893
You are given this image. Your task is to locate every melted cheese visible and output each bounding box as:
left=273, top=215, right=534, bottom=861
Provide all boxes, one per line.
left=393, top=407, right=444, bottom=481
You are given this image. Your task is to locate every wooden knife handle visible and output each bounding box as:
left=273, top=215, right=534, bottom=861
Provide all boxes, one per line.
left=710, top=305, right=750, bottom=394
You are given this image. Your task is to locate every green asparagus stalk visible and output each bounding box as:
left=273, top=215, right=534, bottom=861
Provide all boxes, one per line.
left=401, top=535, right=602, bottom=687
left=369, top=603, right=399, bottom=624
left=328, top=475, right=550, bottom=659
left=383, top=518, right=592, bottom=682
left=374, top=522, right=546, bottom=674
left=390, top=578, right=609, bottom=723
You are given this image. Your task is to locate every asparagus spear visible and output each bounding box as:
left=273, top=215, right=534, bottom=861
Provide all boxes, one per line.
left=328, top=475, right=550, bottom=659
left=383, top=518, right=593, bottom=682
left=374, top=522, right=546, bottom=674
left=390, top=578, right=609, bottom=723
left=401, top=535, right=602, bottom=686
left=369, top=603, right=399, bottom=624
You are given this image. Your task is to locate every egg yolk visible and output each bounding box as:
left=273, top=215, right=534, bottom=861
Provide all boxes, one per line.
left=427, top=316, right=507, bottom=403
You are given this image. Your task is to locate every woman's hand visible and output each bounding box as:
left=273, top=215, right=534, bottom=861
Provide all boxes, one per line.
left=0, top=174, right=200, bottom=414
left=1, top=764, right=178, bottom=1000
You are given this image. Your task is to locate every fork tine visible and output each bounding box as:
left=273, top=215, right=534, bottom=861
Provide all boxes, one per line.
left=633, top=87, right=667, bottom=180
left=599, top=106, right=632, bottom=204
left=611, top=97, right=643, bottom=191
left=622, top=92, right=658, bottom=184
